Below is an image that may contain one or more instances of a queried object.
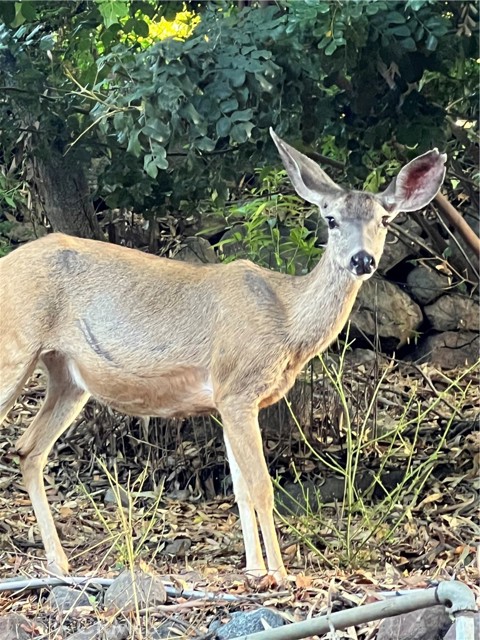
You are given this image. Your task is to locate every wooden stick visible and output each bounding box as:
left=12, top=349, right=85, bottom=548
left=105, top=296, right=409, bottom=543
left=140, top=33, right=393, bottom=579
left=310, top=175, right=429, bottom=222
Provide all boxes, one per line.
left=434, top=192, right=480, bottom=257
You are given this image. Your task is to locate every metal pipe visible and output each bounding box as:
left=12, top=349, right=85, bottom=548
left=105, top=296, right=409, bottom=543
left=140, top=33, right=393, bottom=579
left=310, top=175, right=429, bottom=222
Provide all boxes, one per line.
left=0, top=576, right=242, bottom=602
left=437, top=582, right=477, bottom=640
left=239, top=582, right=477, bottom=640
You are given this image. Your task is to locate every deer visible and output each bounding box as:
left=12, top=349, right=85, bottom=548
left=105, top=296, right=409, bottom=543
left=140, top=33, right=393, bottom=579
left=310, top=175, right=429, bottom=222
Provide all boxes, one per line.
left=0, top=129, right=446, bottom=583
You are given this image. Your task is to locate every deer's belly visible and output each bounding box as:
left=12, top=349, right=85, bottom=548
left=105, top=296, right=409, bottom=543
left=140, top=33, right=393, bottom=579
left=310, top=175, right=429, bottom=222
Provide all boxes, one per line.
left=69, top=360, right=215, bottom=418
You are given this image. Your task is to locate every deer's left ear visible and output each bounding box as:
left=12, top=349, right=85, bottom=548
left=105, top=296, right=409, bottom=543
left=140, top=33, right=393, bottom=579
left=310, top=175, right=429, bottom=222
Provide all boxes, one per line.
left=380, top=149, right=447, bottom=215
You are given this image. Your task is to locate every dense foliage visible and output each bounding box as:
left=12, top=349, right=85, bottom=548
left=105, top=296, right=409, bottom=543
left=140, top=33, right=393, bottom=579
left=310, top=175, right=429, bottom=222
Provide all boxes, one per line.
left=0, top=0, right=478, bottom=238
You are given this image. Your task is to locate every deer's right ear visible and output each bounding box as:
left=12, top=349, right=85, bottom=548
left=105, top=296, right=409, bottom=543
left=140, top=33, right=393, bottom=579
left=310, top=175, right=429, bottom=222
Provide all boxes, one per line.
left=270, top=128, right=343, bottom=205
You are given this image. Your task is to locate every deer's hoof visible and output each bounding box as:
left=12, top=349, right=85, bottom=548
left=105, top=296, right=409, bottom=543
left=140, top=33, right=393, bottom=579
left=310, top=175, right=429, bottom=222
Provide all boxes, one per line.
left=47, top=555, right=69, bottom=577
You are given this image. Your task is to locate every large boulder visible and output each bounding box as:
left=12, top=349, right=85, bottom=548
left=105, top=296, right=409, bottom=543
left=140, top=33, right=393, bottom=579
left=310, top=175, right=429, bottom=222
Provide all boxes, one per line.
left=413, top=331, right=479, bottom=369
left=406, top=265, right=450, bottom=305
left=378, top=216, right=423, bottom=273
left=0, top=614, right=33, bottom=640
left=352, top=277, right=423, bottom=345
left=65, top=623, right=130, bottom=640
left=424, top=294, right=479, bottom=331
left=174, top=236, right=217, bottom=264
left=376, top=605, right=452, bottom=640
left=104, top=568, right=167, bottom=613
left=210, top=608, right=284, bottom=640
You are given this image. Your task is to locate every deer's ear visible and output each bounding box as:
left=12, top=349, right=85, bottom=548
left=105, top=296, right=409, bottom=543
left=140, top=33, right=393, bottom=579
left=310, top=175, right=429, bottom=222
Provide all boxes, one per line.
left=270, top=128, right=343, bottom=205
left=380, top=149, right=447, bottom=215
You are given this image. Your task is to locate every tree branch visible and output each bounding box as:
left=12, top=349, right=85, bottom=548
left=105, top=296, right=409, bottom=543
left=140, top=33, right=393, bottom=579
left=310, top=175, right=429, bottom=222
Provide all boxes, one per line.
left=434, top=192, right=480, bottom=257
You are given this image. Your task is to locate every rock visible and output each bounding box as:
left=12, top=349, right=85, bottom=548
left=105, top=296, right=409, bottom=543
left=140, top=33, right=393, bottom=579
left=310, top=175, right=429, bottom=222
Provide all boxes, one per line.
left=174, top=237, right=217, bottom=264
left=352, top=277, right=423, bottom=345
left=414, top=331, right=479, bottom=369
left=5, top=222, right=46, bottom=244
left=65, top=622, right=130, bottom=640
left=150, top=621, right=186, bottom=639
left=443, top=610, right=479, bottom=639
left=158, top=536, right=192, bottom=556
left=276, top=472, right=375, bottom=516
left=424, top=294, right=479, bottom=331
left=379, top=216, right=423, bottom=273
left=104, top=568, right=167, bottom=613
left=260, top=377, right=313, bottom=434
left=347, top=348, right=388, bottom=366
left=376, top=605, right=451, bottom=640
left=47, top=586, right=92, bottom=611
left=211, top=608, right=284, bottom=640
left=406, top=265, right=449, bottom=305
left=275, top=479, right=320, bottom=516
left=0, top=613, right=32, bottom=640
left=104, top=485, right=130, bottom=507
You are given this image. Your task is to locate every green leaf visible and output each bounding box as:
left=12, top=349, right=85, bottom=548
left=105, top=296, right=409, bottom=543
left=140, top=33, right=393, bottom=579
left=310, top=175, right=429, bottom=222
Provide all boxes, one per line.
left=408, top=0, right=428, bottom=9
left=210, top=81, right=232, bottom=101
left=254, top=73, right=274, bottom=92
left=0, top=1, right=15, bottom=25
left=126, top=129, right=142, bottom=156
left=317, top=1, right=331, bottom=13
left=349, top=4, right=364, bottom=19
left=221, top=97, right=239, bottom=114
left=229, top=70, right=246, bottom=88
left=415, top=25, right=424, bottom=40
left=144, top=147, right=168, bottom=178
left=425, top=33, right=438, bottom=51
left=153, top=148, right=168, bottom=169
left=216, top=117, right=231, bottom=137
left=131, top=0, right=155, bottom=18
left=324, top=40, right=337, bottom=56
left=39, top=34, right=55, bottom=51
left=181, top=103, right=202, bottom=126
left=97, top=0, right=130, bottom=28
left=366, top=2, right=379, bottom=15
left=142, top=119, right=170, bottom=144
left=251, top=49, right=272, bottom=60
left=123, top=17, right=136, bottom=33
left=231, top=109, right=253, bottom=122
left=230, top=122, right=254, bottom=144
left=390, top=25, right=411, bottom=37
left=386, top=11, right=406, bottom=24
left=144, top=155, right=159, bottom=179
left=113, top=111, right=128, bottom=131
left=196, top=137, right=216, bottom=152
left=133, top=19, right=149, bottom=37
left=400, top=37, right=417, bottom=51
left=424, top=16, right=447, bottom=29
left=20, top=1, right=36, bottom=21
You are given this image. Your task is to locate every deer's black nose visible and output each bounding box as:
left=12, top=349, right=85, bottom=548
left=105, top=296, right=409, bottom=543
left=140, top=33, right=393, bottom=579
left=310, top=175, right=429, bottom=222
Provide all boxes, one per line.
left=350, top=251, right=375, bottom=276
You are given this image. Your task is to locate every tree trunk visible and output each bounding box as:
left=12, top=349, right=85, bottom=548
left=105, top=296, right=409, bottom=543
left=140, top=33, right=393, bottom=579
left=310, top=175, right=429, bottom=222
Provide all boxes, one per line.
left=34, top=149, right=103, bottom=240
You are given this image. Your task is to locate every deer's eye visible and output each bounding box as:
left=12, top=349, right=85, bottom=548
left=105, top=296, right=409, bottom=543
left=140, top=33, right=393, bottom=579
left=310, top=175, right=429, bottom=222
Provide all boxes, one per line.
left=326, top=216, right=338, bottom=230
left=381, top=216, right=390, bottom=228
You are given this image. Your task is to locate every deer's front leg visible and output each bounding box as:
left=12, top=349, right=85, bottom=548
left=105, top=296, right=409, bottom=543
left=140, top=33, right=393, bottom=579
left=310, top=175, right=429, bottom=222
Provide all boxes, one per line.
left=223, top=433, right=266, bottom=578
left=219, top=402, right=287, bottom=584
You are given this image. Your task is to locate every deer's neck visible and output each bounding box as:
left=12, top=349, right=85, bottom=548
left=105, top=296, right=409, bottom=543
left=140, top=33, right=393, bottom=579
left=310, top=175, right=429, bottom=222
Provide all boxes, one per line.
left=288, top=248, right=362, bottom=362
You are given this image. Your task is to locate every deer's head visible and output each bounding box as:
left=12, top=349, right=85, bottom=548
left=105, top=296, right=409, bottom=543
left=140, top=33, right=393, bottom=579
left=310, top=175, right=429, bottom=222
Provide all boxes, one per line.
left=270, top=129, right=446, bottom=281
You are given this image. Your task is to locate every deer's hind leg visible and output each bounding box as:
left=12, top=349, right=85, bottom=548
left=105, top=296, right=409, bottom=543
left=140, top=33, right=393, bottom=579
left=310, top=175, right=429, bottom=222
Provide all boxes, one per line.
left=15, top=351, right=89, bottom=575
left=0, top=346, right=37, bottom=425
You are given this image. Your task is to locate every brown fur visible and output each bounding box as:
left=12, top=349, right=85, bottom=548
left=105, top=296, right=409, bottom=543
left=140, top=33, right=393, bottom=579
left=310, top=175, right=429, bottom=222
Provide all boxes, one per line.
left=0, top=133, right=446, bottom=582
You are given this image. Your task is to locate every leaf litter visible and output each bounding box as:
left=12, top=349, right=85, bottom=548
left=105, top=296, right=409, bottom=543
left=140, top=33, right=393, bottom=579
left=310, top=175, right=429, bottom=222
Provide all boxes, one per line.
left=0, top=356, right=478, bottom=638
